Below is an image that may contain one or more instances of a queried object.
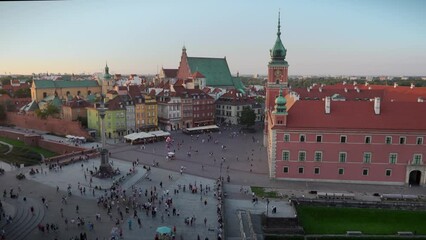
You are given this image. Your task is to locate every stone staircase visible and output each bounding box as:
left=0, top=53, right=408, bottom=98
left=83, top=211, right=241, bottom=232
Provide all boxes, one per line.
left=238, top=210, right=260, bottom=240
left=1, top=197, right=45, bottom=240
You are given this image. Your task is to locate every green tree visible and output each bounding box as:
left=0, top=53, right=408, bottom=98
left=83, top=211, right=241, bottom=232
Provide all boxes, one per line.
left=0, top=105, right=6, bottom=120
left=239, top=106, right=256, bottom=129
left=35, top=103, right=60, bottom=119
left=14, top=88, right=31, bottom=98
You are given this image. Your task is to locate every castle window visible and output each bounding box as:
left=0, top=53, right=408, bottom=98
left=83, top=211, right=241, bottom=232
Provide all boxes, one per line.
left=385, top=136, right=392, bottom=144
left=340, top=135, right=347, bottom=143
left=316, top=135, right=322, bottom=143
left=417, top=137, right=424, bottom=145
left=399, top=137, right=406, bottom=144
left=362, top=168, right=369, bottom=176
left=338, top=168, right=344, bottom=175
left=314, top=151, right=323, bottom=162
left=298, top=167, right=304, bottom=174
left=299, top=134, right=305, bottom=142
left=363, top=152, right=372, bottom=163
left=385, top=169, right=392, bottom=177
left=298, top=151, right=306, bottom=161
left=314, top=167, right=320, bottom=175
left=284, top=134, right=290, bottom=142
left=283, top=167, right=289, bottom=173
left=282, top=151, right=290, bottom=161
left=339, top=152, right=347, bottom=163
left=389, top=153, right=397, bottom=164
left=412, top=154, right=423, bottom=165
left=365, top=136, right=371, bottom=144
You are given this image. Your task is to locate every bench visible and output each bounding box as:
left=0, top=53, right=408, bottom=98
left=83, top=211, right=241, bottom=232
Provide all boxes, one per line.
left=397, top=231, right=413, bottom=236
left=346, top=231, right=362, bottom=236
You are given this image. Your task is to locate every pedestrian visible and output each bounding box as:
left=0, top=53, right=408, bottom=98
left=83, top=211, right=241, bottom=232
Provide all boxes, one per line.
left=128, top=219, right=132, bottom=230
left=137, top=217, right=141, bottom=228
left=76, top=205, right=79, bottom=214
left=204, top=217, right=207, bottom=226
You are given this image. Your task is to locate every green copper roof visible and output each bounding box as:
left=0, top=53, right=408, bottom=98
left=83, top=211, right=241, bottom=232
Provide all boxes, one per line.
left=270, top=12, right=288, bottom=65
left=187, top=57, right=234, bottom=87
left=232, top=77, right=246, bottom=94
left=274, top=87, right=287, bottom=115
left=33, top=80, right=99, bottom=89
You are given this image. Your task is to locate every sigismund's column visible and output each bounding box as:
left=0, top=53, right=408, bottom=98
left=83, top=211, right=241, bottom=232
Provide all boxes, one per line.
left=97, top=98, right=114, bottom=176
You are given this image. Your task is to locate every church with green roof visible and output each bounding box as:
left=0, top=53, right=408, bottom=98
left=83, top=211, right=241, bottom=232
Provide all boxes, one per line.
left=176, top=47, right=245, bottom=93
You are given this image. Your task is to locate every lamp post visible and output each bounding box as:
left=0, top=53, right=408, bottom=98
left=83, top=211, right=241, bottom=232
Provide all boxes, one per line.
left=266, top=198, right=270, bottom=217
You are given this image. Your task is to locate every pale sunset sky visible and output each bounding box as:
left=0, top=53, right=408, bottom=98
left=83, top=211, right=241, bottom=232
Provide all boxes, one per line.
left=0, top=0, right=425, bottom=76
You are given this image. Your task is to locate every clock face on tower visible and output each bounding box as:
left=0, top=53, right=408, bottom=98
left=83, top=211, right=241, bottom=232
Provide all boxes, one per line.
left=274, top=70, right=282, bottom=77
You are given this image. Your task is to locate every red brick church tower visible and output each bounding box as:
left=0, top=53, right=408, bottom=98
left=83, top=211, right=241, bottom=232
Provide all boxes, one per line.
left=264, top=12, right=289, bottom=145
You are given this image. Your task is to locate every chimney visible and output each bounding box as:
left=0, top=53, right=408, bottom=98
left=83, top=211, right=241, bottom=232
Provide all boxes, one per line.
left=355, top=87, right=360, bottom=93
left=344, top=88, right=348, bottom=93
left=410, top=83, right=415, bottom=89
left=418, top=97, right=424, bottom=103
left=319, top=87, right=323, bottom=92
left=365, top=82, right=369, bottom=87
left=325, top=96, right=331, bottom=114
left=394, top=83, right=398, bottom=88
left=307, top=87, right=310, bottom=92
left=374, top=97, right=380, bottom=115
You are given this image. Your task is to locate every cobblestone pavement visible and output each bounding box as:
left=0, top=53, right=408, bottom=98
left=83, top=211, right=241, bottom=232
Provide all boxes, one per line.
left=1, top=124, right=426, bottom=240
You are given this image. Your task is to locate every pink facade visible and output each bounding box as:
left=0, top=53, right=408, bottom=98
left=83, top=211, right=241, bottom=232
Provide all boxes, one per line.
left=264, top=16, right=426, bottom=186
left=274, top=131, right=423, bottom=184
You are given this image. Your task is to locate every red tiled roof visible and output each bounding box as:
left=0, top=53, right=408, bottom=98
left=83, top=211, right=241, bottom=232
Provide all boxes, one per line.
left=64, top=99, right=91, bottom=108
left=105, top=96, right=124, bottom=110
left=286, top=100, right=426, bottom=131
left=293, top=84, right=426, bottom=102
left=163, top=69, right=178, bottom=78
left=202, top=87, right=211, bottom=93
left=174, top=79, right=184, bottom=87
left=192, top=71, right=205, bottom=78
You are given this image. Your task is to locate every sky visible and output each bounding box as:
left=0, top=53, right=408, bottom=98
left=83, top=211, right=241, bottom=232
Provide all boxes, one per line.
left=0, top=0, right=425, bottom=76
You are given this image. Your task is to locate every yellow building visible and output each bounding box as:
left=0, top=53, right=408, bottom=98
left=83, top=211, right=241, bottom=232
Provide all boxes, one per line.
left=31, top=64, right=115, bottom=103
left=31, top=79, right=100, bottom=102
left=129, top=86, right=158, bottom=131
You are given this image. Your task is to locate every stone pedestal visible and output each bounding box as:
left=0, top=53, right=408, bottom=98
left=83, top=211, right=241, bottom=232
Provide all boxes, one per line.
left=95, top=146, right=116, bottom=178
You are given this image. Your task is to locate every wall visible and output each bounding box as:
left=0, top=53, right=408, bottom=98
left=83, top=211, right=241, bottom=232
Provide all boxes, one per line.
left=0, top=129, right=85, bottom=154
left=5, top=112, right=92, bottom=140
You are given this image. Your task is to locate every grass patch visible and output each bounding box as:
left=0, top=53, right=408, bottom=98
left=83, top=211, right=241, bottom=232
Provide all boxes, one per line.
left=0, top=136, right=57, bottom=166
left=251, top=186, right=279, bottom=198
left=297, top=205, right=426, bottom=235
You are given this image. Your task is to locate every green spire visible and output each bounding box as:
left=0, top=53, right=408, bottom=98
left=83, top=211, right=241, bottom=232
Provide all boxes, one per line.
left=273, top=87, right=287, bottom=115
left=270, top=11, right=287, bottom=64
left=277, top=11, right=281, bottom=37
left=104, top=62, right=111, bottom=79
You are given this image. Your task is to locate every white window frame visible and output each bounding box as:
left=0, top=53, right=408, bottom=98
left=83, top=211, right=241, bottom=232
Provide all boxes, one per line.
left=284, top=134, right=290, bottom=142
left=282, top=150, right=290, bottom=161
left=417, top=137, right=424, bottom=145
left=385, top=169, right=392, bottom=177
left=340, top=135, right=347, bottom=143
left=298, top=151, right=306, bottom=162
left=365, top=136, right=371, bottom=144
left=339, top=152, right=347, bottom=163
left=385, top=136, right=392, bottom=144
left=412, top=154, right=423, bottom=165
left=338, top=168, right=344, bottom=175
left=362, top=168, right=369, bottom=176
left=314, top=151, right=323, bottom=162
left=363, top=152, right=372, bottom=163
left=389, top=153, right=398, bottom=164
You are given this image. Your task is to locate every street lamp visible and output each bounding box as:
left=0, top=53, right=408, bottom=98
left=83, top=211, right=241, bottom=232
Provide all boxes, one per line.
left=266, top=198, right=270, bottom=217
left=220, top=162, right=223, bottom=179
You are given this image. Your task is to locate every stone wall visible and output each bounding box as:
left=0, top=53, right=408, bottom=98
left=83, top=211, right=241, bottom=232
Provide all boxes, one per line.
left=5, top=112, right=92, bottom=140
left=0, top=129, right=85, bottom=154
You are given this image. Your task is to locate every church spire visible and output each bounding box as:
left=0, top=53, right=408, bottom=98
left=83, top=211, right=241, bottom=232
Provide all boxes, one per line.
left=270, top=11, right=287, bottom=64
left=277, top=10, right=281, bottom=37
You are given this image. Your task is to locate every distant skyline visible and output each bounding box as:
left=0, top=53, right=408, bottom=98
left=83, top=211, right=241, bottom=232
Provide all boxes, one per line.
left=1, top=0, right=425, bottom=76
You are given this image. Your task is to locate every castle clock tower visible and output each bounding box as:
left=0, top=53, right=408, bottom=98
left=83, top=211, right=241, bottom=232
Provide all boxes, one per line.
left=264, top=12, right=289, bottom=145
